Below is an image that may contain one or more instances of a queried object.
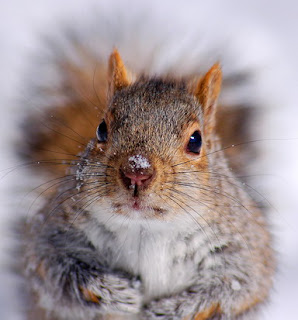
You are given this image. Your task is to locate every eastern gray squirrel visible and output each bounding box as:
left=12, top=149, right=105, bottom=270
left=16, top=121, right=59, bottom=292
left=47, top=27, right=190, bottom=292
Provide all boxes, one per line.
left=17, top=23, right=275, bottom=320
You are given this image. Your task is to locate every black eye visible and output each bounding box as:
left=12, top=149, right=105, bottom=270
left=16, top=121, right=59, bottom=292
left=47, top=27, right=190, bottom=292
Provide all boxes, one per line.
left=96, top=120, right=107, bottom=143
left=187, top=131, right=202, bottom=154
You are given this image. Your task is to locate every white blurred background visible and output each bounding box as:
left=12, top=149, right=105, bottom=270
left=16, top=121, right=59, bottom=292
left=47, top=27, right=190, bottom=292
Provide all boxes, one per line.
left=0, top=0, right=297, bottom=319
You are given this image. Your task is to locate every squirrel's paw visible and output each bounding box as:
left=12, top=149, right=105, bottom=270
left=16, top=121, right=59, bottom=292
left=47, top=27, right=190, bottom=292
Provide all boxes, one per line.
left=142, top=295, right=197, bottom=320
left=82, top=273, right=142, bottom=314
left=143, top=294, right=223, bottom=320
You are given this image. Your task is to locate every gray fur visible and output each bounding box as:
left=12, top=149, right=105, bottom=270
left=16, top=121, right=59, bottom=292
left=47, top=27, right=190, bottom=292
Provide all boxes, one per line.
left=20, top=70, right=274, bottom=319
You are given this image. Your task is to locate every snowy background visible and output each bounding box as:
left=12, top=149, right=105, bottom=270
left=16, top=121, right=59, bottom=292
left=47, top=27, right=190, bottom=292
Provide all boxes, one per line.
left=0, top=0, right=297, bottom=319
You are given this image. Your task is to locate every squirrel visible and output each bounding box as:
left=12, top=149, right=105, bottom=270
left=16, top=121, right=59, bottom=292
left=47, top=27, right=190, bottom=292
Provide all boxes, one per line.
left=17, top=36, right=275, bottom=319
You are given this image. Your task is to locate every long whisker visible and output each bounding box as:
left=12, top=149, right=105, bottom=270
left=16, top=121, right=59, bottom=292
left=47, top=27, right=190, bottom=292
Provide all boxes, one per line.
left=167, top=186, right=252, bottom=255
left=166, top=168, right=277, bottom=213
left=169, top=181, right=263, bottom=227
left=162, top=192, right=218, bottom=249
left=41, top=181, right=110, bottom=225
left=24, top=175, right=76, bottom=217
left=172, top=137, right=298, bottom=168
left=69, top=191, right=109, bottom=228
left=0, top=157, right=115, bottom=179
left=36, top=119, right=88, bottom=148
left=161, top=191, right=231, bottom=273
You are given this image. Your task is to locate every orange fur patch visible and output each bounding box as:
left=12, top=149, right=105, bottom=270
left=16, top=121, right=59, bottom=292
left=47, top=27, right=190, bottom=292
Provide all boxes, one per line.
left=193, top=303, right=221, bottom=320
left=80, top=287, right=101, bottom=304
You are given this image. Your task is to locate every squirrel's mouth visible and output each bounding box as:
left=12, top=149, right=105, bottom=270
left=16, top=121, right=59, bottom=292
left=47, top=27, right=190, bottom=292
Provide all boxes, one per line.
left=112, top=197, right=166, bottom=215
left=130, top=198, right=161, bottom=213
left=132, top=198, right=141, bottom=210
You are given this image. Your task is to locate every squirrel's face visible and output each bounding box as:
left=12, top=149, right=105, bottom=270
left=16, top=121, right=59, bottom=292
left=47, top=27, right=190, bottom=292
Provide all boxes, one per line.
left=75, top=51, right=222, bottom=226
left=77, top=79, right=215, bottom=225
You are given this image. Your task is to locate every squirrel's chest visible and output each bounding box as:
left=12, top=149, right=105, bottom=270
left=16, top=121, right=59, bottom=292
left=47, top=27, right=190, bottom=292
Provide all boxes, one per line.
left=89, top=223, right=210, bottom=301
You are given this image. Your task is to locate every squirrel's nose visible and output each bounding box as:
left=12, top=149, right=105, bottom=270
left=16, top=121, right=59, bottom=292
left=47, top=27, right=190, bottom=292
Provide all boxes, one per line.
left=119, top=154, right=154, bottom=191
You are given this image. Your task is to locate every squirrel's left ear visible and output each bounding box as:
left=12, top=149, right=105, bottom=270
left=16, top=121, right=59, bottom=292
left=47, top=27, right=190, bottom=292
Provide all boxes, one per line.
left=193, top=63, right=222, bottom=134
left=108, top=49, right=131, bottom=97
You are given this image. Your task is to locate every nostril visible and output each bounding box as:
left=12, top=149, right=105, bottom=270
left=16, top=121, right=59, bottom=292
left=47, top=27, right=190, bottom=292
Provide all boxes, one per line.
left=120, top=170, right=132, bottom=189
left=119, top=169, right=154, bottom=190
left=125, top=172, right=152, bottom=186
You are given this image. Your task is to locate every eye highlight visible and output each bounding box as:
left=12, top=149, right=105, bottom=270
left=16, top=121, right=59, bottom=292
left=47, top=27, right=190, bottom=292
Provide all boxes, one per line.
left=186, top=131, right=202, bottom=154
left=96, top=120, right=108, bottom=143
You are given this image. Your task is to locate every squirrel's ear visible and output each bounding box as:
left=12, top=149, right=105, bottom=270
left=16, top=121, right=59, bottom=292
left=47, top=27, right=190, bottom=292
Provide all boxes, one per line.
left=193, top=64, right=222, bottom=136
left=108, top=49, right=131, bottom=96
left=194, top=63, right=222, bottom=115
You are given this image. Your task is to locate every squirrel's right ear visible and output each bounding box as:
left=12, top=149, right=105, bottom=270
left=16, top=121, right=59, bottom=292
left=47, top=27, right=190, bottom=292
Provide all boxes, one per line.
left=108, top=49, right=131, bottom=97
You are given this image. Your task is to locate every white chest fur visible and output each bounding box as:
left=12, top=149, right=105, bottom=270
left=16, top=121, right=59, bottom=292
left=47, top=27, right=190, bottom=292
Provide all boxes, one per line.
left=83, top=216, right=212, bottom=302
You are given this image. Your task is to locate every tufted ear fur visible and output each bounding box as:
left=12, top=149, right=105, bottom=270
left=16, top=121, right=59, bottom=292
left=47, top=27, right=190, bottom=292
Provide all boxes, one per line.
left=108, top=49, right=131, bottom=97
left=193, top=63, right=222, bottom=135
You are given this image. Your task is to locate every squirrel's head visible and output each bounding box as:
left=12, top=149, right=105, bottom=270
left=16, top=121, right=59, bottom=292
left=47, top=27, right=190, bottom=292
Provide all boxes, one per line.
left=79, top=49, right=222, bottom=226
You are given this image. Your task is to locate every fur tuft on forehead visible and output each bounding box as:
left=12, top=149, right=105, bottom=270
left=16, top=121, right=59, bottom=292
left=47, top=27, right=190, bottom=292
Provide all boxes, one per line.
left=110, top=77, right=198, bottom=113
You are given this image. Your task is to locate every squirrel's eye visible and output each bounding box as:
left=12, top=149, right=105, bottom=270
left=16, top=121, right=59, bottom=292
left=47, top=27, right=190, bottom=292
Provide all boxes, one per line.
left=187, top=131, right=202, bottom=154
left=96, top=120, right=107, bottom=143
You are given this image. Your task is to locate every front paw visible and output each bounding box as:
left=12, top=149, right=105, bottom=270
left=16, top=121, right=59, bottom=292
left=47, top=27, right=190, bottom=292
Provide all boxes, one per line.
left=81, top=273, right=142, bottom=314
left=143, top=295, right=198, bottom=320
left=143, top=295, right=222, bottom=320
left=143, top=298, right=182, bottom=320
